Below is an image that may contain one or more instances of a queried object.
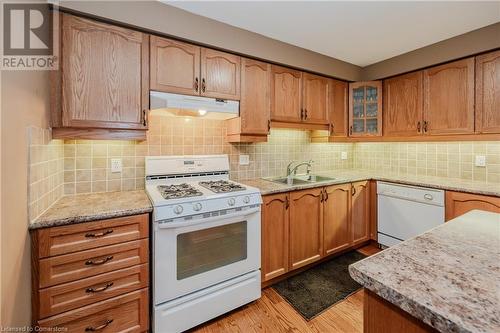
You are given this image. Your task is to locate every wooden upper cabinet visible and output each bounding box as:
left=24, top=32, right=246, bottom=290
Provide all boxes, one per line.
left=328, top=79, right=349, bottom=137
left=150, top=36, right=200, bottom=95
left=261, top=194, right=289, bottom=282
left=302, top=73, right=329, bottom=124
left=351, top=181, right=370, bottom=245
left=383, top=71, right=423, bottom=137
left=271, top=65, right=302, bottom=123
left=445, top=191, right=500, bottom=221
left=323, top=184, right=351, bottom=256
left=423, top=58, right=475, bottom=135
left=349, top=81, right=382, bottom=137
left=60, top=14, right=149, bottom=130
left=289, top=188, right=323, bottom=270
left=475, top=50, right=500, bottom=134
left=200, top=48, right=240, bottom=100
left=239, top=58, right=271, bottom=135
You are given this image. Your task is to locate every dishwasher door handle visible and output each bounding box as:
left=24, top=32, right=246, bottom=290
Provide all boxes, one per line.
left=423, top=193, right=433, bottom=201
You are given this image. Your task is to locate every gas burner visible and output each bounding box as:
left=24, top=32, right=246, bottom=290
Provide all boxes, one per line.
left=199, top=180, right=246, bottom=193
left=157, top=184, right=203, bottom=200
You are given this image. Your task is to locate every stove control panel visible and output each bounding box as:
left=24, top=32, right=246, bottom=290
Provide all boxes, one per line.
left=153, top=192, right=263, bottom=222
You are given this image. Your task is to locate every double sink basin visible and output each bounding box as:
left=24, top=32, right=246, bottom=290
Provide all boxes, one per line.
left=265, top=174, right=336, bottom=186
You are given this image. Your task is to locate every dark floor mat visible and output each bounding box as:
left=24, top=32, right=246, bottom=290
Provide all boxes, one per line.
left=272, top=251, right=366, bottom=320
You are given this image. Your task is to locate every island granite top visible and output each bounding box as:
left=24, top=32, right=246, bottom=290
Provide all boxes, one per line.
left=349, top=210, right=500, bottom=333
left=30, top=190, right=153, bottom=230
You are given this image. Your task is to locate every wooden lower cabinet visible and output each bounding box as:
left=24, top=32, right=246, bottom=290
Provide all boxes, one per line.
left=323, top=184, right=352, bottom=255
left=351, top=181, right=371, bottom=245
left=31, top=214, right=150, bottom=332
left=262, top=182, right=374, bottom=283
left=289, top=188, right=324, bottom=270
left=261, top=193, right=290, bottom=281
left=38, top=288, right=149, bottom=332
left=445, top=191, right=500, bottom=221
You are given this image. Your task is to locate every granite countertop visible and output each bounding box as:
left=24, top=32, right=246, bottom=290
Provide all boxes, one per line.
left=349, top=210, right=500, bottom=333
left=241, top=171, right=500, bottom=197
left=30, top=190, right=153, bottom=230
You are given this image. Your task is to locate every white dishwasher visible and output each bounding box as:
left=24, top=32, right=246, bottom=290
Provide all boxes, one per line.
left=377, top=181, right=445, bottom=247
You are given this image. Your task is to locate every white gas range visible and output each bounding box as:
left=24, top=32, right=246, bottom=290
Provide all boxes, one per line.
left=145, top=155, right=262, bottom=333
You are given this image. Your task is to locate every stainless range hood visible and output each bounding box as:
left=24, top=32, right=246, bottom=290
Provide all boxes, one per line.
left=149, top=91, right=239, bottom=120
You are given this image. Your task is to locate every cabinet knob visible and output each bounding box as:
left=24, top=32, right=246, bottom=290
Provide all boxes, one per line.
left=417, top=121, right=421, bottom=133
left=349, top=125, right=353, bottom=136
left=85, top=229, right=113, bottom=238
left=304, top=109, right=308, bottom=120
left=201, top=78, right=206, bottom=92
left=85, top=255, right=113, bottom=266
left=194, top=77, right=199, bottom=92
left=86, top=281, right=114, bottom=293
left=267, top=119, right=271, bottom=133
left=300, top=109, right=304, bottom=120
left=423, top=121, right=428, bottom=133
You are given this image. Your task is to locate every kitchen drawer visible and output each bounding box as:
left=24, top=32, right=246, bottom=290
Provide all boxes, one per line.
left=38, top=288, right=149, bottom=332
left=33, top=214, right=149, bottom=258
left=37, top=264, right=148, bottom=319
left=38, top=239, right=148, bottom=288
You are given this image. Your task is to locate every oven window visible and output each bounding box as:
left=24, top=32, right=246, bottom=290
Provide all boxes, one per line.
left=177, top=221, right=247, bottom=280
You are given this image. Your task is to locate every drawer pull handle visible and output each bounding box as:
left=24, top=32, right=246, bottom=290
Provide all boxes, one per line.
left=85, top=319, right=113, bottom=332
left=85, top=255, right=113, bottom=266
left=85, top=229, right=113, bottom=238
left=86, top=282, right=114, bottom=293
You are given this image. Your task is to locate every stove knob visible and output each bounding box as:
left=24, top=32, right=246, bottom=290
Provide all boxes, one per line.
left=228, top=198, right=236, bottom=206
left=243, top=196, right=251, bottom=204
left=193, top=203, right=203, bottom=211
left=173, top=205, right=183, bottom=215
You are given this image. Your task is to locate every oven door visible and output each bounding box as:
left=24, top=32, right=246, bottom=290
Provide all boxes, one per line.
left=154, top=207, right=261, bottom=305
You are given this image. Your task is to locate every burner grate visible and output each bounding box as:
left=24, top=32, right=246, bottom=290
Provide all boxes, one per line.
left=199, top=180, right=246, bottom=193
left=157, top=184, right=203, bottom=200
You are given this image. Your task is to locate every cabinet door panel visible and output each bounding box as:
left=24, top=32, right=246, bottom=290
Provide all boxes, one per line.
left=271, top=65, right=302, bottom=123
left=351, top=181, right=370, bottom=245
left=329, top=79, right=348, bottom=137
left=384, top=72, right=423, bottom=136
left=323, top=184, right=351, bottom=255
left=349, top=81, right=382, bottom=136
left=423, top=58, right=475, bottom=135
left=62, top=15, right=148, bottom=130
left=445, top=191, right=500, bottom=221
left=302, top=73, right=329, bottom=124
left=289, top=188, right=323, bottom=270
left=240, top=58, right=271, bottom=135
left=261, top=194, right=289, bottom=281
left=201, top=48, right=240, bottom=100
left=476, top=50, right=500, bottom=134
left=150, top=36, right=200, bottom=95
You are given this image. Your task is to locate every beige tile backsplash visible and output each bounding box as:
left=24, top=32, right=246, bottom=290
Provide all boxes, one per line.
left=354, top=142, right=500, bottom=183
left=27, top=127, right=64, bottom=221
left=28, top=112, right=500, bottom=218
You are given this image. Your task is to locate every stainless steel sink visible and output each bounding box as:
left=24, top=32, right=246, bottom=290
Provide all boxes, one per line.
left=266, top=174, right=335, bottom=185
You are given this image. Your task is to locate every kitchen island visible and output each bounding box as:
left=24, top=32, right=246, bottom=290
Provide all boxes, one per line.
left=349, top=210, right=500, bottom=333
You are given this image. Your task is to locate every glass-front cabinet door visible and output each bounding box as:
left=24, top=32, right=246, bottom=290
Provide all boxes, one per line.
left=349, top=81, right=382, bottom=136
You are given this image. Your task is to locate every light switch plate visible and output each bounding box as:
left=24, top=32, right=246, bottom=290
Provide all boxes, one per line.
left=475, top=155, right=486, bottom=167
left=341, top=152, right=348, bottom=160
left=239, top=154, right=250, bottom=165
left=111, top=158, right=122, bottom=173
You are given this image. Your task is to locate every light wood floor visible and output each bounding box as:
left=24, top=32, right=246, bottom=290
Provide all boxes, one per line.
left=190, top=245, right=380, bottom=333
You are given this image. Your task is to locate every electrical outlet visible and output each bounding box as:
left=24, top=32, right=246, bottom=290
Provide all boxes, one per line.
left=110, top=158, right=122, bottom=173
left=239, top=154, right=250, bottom=165
left=475, top=155, right=486, bottom=167
left=341, top=152, right=348, bottom=160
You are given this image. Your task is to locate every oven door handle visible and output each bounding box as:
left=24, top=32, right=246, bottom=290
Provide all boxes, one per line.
left=155, top=207, right=261, bottom=229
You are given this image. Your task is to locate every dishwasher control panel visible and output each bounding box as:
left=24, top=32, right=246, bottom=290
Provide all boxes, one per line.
left=377, top=181, right=444, bottom=206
